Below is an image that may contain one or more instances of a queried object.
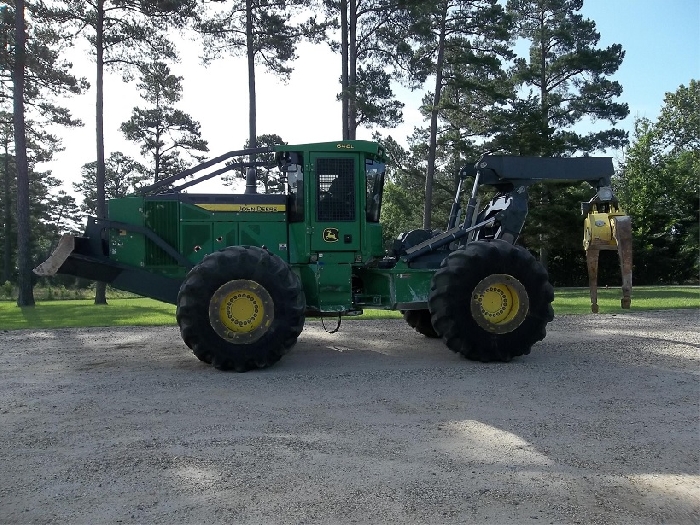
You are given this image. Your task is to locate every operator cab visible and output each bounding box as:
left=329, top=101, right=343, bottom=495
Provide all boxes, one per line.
left=275, top=141, right=387, bottom=265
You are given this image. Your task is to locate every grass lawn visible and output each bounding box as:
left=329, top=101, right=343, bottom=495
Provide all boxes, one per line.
left=0, top=286, right=697, bottom=331
left=0, top=298, right=177, bottom=330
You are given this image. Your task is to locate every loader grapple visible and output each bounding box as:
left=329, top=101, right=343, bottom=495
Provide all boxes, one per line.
left=582, top=193, right=633, bottom=312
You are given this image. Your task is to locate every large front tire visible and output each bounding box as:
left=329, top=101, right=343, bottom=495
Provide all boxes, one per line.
left=176, top=246, right=305, bottom=371
left=428, top=240, right=553, bottom=362
left=402, top=309, right=440, bottom=338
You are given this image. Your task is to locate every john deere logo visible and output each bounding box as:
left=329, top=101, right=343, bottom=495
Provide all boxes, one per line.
left=323, top=228, right=339, bottom=243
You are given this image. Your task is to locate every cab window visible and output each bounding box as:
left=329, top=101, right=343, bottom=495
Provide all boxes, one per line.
left=317, top=158, right=355, bottom=222
left=365, top=159, right=385, bottom=223
left=287, top=163, right=304, bottom=222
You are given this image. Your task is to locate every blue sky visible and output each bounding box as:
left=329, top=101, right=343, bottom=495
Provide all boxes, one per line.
left=579, top=0, right=699, bottom=126
left=376, top=0, right=700, bottom=148
left=44, top=0, right=700, bottom=193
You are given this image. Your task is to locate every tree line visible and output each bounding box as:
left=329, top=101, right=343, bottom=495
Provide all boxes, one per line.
left=1, top=0, right=697, bottom=307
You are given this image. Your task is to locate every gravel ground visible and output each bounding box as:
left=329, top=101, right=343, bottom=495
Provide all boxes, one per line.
left=0, top=309, right=698, bottom=524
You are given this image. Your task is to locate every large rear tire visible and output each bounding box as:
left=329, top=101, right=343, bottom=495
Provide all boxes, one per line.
left=428, top=240, right=553, bottom=362
left=402, top=309, right=440, bottom=338
left=176, top=246, right=305, bottom=371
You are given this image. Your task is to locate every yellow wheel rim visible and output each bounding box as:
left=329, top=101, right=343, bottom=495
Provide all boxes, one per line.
left=209, top=279, right=274, bottom=343
left=470, top=274, right=529, bottom=334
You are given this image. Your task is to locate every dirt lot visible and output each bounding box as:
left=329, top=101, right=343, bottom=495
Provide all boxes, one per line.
left=0, top=309, right=698, bottom=524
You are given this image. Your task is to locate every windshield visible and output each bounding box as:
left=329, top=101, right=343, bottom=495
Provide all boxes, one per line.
left=365, top=160, right=385, bottom=223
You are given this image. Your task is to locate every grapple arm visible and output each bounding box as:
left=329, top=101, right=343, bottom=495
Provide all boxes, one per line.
left=582, top=189, right=633, bottom=312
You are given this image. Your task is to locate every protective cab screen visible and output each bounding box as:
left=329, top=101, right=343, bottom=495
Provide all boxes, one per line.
left=316, top=158, right=355, bottom=222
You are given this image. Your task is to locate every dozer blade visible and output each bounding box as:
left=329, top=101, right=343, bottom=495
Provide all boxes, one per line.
left=33, top=230, right=183, bottom=304
left=33, top=234, right=76, bottom=277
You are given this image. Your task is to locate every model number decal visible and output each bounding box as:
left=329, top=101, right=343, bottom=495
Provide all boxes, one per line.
left=195, top=204, right=286, bottom=212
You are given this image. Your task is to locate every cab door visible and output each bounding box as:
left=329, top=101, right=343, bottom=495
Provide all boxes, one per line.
left=310, top=153, right=361, bottom=253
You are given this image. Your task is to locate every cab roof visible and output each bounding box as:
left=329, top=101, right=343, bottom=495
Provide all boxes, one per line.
left=274, top=140, right=386, bottom=160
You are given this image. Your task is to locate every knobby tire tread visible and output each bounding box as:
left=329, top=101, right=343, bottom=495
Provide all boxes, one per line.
left=176, top=246, right=305, bottom=371
left=402, top=309, right=440, bottom=338
left=429, top=239, right=553, bottom=362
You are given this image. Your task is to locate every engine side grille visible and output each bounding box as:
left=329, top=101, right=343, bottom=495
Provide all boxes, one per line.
left=144, top=200, right=179, bottom=266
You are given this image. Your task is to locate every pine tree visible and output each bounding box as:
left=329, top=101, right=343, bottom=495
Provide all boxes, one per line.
left=406, top=0, right=511, bottom=229
left=491, top=0, right=629, bottom=272
left=120, top=60, right=208, bottom=183
left=2, top=2, right=86, bottom=306
left=74, top=152, right=147, bottom=215
left=199, top=0, right=325, bottom=188
left=324, top=0, right=410, bottom=139
left=0, top=160, right=81, bottom=289
left=223, top=134, right=287, bottom=194
left=1, top=113, right=14, bottom=283
left=494, top=0, right=628, bottom=156
left=57, top=0, right=193, bottom=303
left=378, top=131, right=457, bottom=242
left=0, top=110, right=73, bottom=288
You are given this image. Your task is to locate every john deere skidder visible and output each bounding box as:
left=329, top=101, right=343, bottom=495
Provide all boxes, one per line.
left=35, top=140, right=632, bottom=371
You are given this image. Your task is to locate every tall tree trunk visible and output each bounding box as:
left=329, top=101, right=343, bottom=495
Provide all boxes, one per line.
left=538, top=11, right=549, bottom=269
left=348, top=0, right=357, bottom=140
left=154, top=127, right=161, bottom=182
left=3, top=139, right=12, bottom=283
left=244, top=0, right=258, bottom=194
left=2, top=29, right=12, bottom=285
left=340, top=0, right=349, bottom=140
left=94, top=0, right=107, bottom=304
left=539, top=12, right=549, bottom=154
left=537, top=189, right=550, bottom=270
left=12, top=0, right=34, bottom=307
left=423, top=2, right=447, bottom=230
